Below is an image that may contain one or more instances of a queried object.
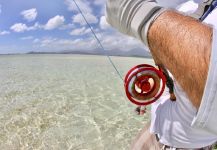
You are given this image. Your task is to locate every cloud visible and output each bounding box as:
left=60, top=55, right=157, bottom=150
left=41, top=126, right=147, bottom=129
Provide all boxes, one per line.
left=10, top=22, right=41, bottom=32
left=59, top=23, right=74, bottom=30
left=72, top=13, right=98, bottom=25
left=94, top=0, right=106, bottom=6
left=44, top=15, right=65, bottom=30
left=28, top=22, right=41, bottom=30
left=34, top=30, right=144, bottom=52
left=10, top=16, right=66, bottom=33
left=99, top=16, right=110, bottom=30
left=70, top=27, right=91, bottom=35
left=0, top=30, right=10, bottom=35
left=0, top=5, right=2, bottom=14
left=95, top=31, right=144, bottom=51
left=94, top=0, right=106, bottom=15
left=10, top=23, right=28, bottom=32
left=33, top=38, right=40, bottom=43
left=64, top=0, right=92, bottom=13
left=39, top=37, right=58, bottom=47
left=33, top=37, right=98, bottom=52
left=21, top=8, right=38, bottom=22
left=20, top=36, right=34, bottom=40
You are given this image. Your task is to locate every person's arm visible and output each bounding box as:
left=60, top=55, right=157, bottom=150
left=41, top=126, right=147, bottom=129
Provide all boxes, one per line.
left=106, top=0, right=213, bottom=109
left=148, top=10, right=213, bottom=109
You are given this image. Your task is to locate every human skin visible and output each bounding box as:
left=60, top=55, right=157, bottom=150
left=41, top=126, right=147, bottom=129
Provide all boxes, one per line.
left=148, top=10, right=213, bottom=109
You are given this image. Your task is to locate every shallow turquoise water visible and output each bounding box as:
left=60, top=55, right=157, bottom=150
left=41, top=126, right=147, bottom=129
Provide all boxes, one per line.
left=0, top=54, right=154, bottom=150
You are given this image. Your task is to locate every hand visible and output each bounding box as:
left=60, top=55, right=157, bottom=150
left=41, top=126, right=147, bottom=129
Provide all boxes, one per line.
left=135, top=106, right=147, bottom=115
left=106, top=0, right=166, bottom=47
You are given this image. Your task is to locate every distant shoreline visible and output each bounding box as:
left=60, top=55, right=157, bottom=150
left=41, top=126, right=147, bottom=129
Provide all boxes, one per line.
left=0, top=52, right=152, bottom=59
left=0, top=48, right=152, bottom=58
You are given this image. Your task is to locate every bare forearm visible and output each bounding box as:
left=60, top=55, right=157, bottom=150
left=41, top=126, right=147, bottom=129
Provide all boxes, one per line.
left=148, top=11, right=213, bottom=109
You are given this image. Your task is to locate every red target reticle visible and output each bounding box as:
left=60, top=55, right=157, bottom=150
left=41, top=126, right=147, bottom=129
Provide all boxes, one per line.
left=124, top=64, right=166, bottom=106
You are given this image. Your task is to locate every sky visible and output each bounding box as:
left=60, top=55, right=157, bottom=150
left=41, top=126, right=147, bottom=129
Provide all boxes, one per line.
left=0, top=0, right=144, bottom=54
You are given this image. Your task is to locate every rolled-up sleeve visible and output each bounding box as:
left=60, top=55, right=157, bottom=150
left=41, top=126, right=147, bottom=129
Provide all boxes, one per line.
left=106, top=0, right=164, bottom=47
left=192, top=29, right=217, bottom=134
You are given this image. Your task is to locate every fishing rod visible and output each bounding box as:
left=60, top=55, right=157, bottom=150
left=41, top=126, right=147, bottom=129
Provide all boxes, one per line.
left=72, top=0, right=168, bottom=108
left=72, top=0, right=124, bottom=82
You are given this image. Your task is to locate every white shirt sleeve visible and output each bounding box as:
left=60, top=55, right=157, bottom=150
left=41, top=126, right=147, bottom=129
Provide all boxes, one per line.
left=192, top=28, right=217, bottom=134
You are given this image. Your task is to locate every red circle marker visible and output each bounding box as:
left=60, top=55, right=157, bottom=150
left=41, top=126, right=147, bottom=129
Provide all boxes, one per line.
left=124, top=64, right=166, bottom=106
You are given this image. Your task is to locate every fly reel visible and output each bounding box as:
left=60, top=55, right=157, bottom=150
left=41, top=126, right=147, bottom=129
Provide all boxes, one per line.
left=124, top=64, right=166, bottom=106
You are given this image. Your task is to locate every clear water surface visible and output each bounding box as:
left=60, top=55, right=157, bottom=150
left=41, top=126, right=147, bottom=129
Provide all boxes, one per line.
left=0, top=54, right=154, bottom=150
